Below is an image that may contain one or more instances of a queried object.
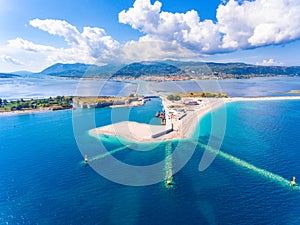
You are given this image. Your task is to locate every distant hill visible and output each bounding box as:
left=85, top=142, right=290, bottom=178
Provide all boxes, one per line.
left=0, top=73, right=20, bottom=78
left=112, top=62, right=181, bottom=78
left=14, top=60, right=300, bottom=79
left=205, top=62, right=300, bottom=76
left=39, top=63, right=123, bottom=78
left=11, top=71, right=34, bottom=76
left=165, top=60, right=300, bottom=76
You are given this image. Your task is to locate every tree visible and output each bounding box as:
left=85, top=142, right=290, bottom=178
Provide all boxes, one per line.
left=167, top=95, right=175, bottom=101
left=0, top=98, right=2, bottom=106
left=174, top=95, right=181, bottom=101
left=16, top=104, right=22, bottom=110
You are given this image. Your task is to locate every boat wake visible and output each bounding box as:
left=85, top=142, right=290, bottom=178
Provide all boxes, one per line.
left=196, top=142, right=300, bottom=191
left=164, top=142, right=175, bottom=189
left=81, top=145, right=129, bottom=165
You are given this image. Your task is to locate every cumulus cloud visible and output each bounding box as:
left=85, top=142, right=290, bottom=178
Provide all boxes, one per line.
left=30, top=19, right=82, bottom=46
left=29, top=19, right=120, bottom=59
left=119, top=1, right=221, bottom=53
left=119, top=0, right=300, bottom=54
left=7, top=18, right=201, bottom=66
left=4, top=0, right=300, bottom=70
left=257, top=58, right=282, bottom=66
left=8, top=19, right=120, bottom=65
left=217, top=0, right=300, bottom=48
left=118, top=38, right=199, bottom=63
left=1, top=55, right=24, bottom=65
left=8, top=38, right=56, bottom=52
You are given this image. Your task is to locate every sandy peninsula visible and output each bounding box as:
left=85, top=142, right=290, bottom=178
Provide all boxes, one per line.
left=89, top=97, right=228, bottom=142
left=89, top=95, right=300, bottom=143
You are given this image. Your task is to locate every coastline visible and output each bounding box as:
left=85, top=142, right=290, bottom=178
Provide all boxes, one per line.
left=228, top=95, right=300, bottom=102
left=3, top=95, right=300, bottom=140
left=0, top=107, right=73, bottom=117
left=89, top=98, right=228, bottom=143
left=89, top=95, right=300, bottom=143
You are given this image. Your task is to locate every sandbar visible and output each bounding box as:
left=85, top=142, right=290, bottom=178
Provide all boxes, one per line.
left=89, top=96, right=300, bottom=143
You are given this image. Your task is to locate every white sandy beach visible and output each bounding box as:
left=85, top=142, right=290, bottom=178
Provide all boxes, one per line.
left=0, top=108, right=56, bottom=117
left=89, top=96, right=300, bottom=143
left=89, top=98, right=228, bottom=142
left=89, top=121, right=171, bottom=142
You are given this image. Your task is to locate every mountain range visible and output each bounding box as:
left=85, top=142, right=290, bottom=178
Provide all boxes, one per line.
left=3, top=61, right=300, bottom=78
left=39, top=63, right=123, bottom=77
left=0, top=73, right=21, bottom=78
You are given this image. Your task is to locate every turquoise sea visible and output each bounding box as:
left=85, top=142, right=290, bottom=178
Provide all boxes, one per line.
left=1, top=95, right=300, bottom=224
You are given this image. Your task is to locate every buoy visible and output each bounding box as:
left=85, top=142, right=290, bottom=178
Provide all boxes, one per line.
left=84, top=154, right=88, bottom=163
left=167, top=176, right=172, bottom=185
left=290, top=176, right=296, bottom=186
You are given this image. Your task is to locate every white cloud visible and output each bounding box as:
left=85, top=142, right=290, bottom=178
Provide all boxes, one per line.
left=119, top=0, right=300, bottom=54
left=118, top=38, right=199, bottom=63
left=257, top=58, right=282, bottom=66
left=1, top=55, right=24, bottom=65
left=3, top=0, right=300, bottom=72
left=217, top=0, right=300, bottom=48
left=119, top=1, right=221, bottom=53
left=8, top=38, right=56, bottom=52
left=29, top=19, right=120, bottom=59
left=7, top=19, right=120, bottom=67
left=6, top=18, right=200, bottom=69
left=30, top=19, right=82, bottom=46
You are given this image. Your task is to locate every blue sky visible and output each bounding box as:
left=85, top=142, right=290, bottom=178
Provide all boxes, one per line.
left=1, top=0, right=300, bottom=72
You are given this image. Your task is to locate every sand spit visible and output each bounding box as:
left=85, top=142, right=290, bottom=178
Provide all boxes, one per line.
left=89, top=96, right=300, bottom=143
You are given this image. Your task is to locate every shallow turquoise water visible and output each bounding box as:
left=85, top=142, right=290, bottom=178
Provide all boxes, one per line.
left=0, top=98, right=300, bottom=224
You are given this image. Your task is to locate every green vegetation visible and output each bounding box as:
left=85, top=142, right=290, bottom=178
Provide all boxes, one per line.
left=178, top=92, right=228, bottom=98
left=277, top=90, right=300, bottom=95
left=0, top=96, right=73, bottom=112
left=113, top=62, right=181, bottom=78
left=73, top=96, right=119, bottom=105
left=72, top=96, right=140, bottom=108
left=289, top=90, right=300, bottom=94
left=167, top=92, right=228, bottom=100
left=167, top=94, right=182, bottom=101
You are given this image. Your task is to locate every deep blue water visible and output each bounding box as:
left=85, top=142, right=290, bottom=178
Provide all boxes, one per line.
left=1, top=98, right=300, bottom=224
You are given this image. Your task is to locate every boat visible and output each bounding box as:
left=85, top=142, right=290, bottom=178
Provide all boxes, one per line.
left=290, top=176, right=296, bottom=186
left=84, top=154, right=88, bottom=163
